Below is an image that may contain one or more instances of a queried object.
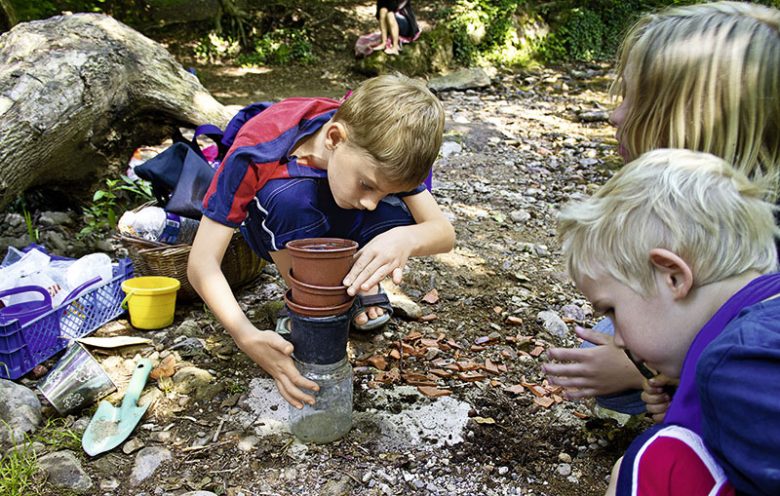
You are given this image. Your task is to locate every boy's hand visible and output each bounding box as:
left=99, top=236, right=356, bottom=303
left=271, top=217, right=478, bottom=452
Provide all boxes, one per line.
left=235, top=329, right=320, bottom=409
left=543, top=326, right=645, bottom=398
left=641, top=375, right=677, bottom=423
left=344, top=229, right=412, bottom=296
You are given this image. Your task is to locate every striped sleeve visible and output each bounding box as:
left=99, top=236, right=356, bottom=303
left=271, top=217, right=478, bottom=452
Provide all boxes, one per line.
left=202, top=98, right=340, bottom=227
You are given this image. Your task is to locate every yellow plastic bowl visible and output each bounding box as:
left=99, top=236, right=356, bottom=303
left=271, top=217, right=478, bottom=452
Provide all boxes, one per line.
left=121, top=276, right=181, bottom=330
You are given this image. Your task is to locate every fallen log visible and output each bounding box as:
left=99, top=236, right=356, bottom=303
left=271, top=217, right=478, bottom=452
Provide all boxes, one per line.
left=0, top=13, right=232, bottom=209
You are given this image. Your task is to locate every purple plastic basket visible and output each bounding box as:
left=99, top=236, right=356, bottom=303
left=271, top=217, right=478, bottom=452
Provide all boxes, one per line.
left=0, top=258, right=133, bottom=380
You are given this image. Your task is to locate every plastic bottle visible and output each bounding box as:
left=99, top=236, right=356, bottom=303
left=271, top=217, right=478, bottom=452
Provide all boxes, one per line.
left=118, top=207, right=198, bottom=244
left=289, top=357, right=353, bottom=444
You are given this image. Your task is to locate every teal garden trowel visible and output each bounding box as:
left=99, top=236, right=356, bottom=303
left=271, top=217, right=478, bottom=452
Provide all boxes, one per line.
left=82, top=358, right=153, bottom=456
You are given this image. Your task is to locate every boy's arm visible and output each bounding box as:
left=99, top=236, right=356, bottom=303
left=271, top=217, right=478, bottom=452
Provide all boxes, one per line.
left=187, top=217, right=318, bottom=408
left=344, top=189, right=455, bottom=295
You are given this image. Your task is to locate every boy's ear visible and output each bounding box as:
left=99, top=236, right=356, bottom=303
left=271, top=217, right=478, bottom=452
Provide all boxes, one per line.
left=648, top=248, right=693, bottom=300
left=324, top=122, right=348, bottom=150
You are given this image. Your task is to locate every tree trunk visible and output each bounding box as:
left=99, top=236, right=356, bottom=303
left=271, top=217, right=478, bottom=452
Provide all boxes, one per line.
left=0, top=13, right=233, bottom=209
left=0, top=0, right=16, bottom=32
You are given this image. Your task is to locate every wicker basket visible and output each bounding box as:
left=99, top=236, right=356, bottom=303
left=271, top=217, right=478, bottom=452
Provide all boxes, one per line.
left=119, top=231, right=265, bottom=301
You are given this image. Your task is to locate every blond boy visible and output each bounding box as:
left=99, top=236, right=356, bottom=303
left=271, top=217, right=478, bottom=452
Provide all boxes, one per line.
left=559, top=148, right=780, bottom=494
left=188, top=74, right=455, bottom=408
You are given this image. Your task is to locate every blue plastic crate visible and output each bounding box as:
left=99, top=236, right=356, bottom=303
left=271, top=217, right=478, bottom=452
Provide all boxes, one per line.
left=0, top=258, right=133, bottom=380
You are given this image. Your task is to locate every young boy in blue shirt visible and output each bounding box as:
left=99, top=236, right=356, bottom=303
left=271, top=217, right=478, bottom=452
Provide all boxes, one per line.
left=188, top=74, right=454, bottom=409
left=558, top=149, right=780, bottom=494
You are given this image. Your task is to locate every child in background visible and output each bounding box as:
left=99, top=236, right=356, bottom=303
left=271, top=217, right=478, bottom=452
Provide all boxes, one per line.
left=558, top=149, right=780, bottom=495
left=544, top=0, right=780, bottom=418
left=188, top=74, right=454, bottom=409
left=374, top=0, right=419, bottom=55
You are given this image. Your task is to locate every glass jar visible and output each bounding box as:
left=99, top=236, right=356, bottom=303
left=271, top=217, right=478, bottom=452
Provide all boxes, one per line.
left=289, top=357, right=353, bottom=444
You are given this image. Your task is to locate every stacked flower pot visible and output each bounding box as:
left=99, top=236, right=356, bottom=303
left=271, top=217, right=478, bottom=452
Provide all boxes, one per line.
left=284, top=238, right=358, bottom=444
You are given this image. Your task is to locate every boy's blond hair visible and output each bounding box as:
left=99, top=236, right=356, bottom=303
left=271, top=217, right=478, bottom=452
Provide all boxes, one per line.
left=559, top=149, right=779, bottom=296
left=334, top=74, right=444, bottom=187
left=612, top=1, right=780, bottom=199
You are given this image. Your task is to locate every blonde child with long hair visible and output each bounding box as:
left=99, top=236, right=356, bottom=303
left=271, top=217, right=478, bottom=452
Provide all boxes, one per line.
left=544, top=1, right=780, bottom=421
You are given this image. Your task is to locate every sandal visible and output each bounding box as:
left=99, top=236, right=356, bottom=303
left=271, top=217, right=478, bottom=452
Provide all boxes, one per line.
left=352, top=285, right=393, bottom=331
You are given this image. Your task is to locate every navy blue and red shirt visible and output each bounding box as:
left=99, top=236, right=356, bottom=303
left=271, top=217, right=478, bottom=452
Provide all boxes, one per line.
left=616, top=424, right=735, bottom=496
left=202, top=97, right=340, bottom=227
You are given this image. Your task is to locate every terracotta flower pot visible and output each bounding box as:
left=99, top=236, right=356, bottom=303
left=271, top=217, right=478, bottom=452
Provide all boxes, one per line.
left=286, top=238, right=358, bottom=287
left=289, top=270, right=351, bottom=308
left=284, top=289, right=355, bottom=318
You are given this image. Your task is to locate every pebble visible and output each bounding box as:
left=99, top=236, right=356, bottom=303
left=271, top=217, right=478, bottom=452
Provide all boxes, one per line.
left=557, top=463, right=572, bottom=477
left=558, top=452, right=572, bottom=463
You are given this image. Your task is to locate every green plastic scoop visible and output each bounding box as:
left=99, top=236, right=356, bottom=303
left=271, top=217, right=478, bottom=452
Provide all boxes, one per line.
left=82, top=358, right=153, bottom=456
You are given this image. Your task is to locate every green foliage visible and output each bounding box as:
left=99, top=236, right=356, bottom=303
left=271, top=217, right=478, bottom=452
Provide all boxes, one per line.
left=446, top=0, right=533, bottom=67
left=9, top=0, right=107, bottom=21
left=534, top=0, right=767, bottom=63
left=194, top=32, right=241, bottom=62
left=15, top=196, right=40, bottom=243
left=80, top=175, right=154, bottom=238
left=537, top=6, right=607, bottom=63
left=36, top=418, right=82, bottom=452
left=0, top=440, right=38, bottom=496
left=0, top=420, right=40, bottom=496
left=0, top=418, right=84, bottom=496
left=237, top=27, right=314, bottom=66
left=195, top=27, right=314, bottom=66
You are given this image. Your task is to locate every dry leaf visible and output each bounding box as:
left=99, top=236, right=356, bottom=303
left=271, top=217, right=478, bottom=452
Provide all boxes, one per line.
left=506, top=316, right=523, bottom=326
left=403, top=331, right=423, bottom=341
left=422, top=288, right=440, bottom=304
left=150, top=355, right=176, bottom=380
left=493, top=306, right=503, bottom=314
left=389, top=349, right=401, bottom=360
left=473, top=416, right=496, bottom=424
left=429, top=368, right=452, bottom=378
left=529, top=346, right=545, bottom=357
left=420, top=313, right=438, bottom=322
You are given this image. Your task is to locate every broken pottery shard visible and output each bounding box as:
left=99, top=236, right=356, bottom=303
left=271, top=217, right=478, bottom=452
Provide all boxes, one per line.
left=505, top=384, right=525, bottom=395
left=417, top=386, right=452, bottom=398
left=533, top=396, right=555, bottom=408
left=150, top=355, right=176, bottom=380
left=422, top=288, right=440, bottom=304
left=368, top=355, right=388, bottom=371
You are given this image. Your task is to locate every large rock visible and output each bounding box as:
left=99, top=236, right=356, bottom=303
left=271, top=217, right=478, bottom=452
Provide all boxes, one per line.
left=427, top=68, right=492, bottom=92
left=355, top=25, right=453, bottom=77
left=130, top=446, right=172, bottom=486
left=0, top=380, right=42, bottom=448
left=37, top=450, right=94, bottom=494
